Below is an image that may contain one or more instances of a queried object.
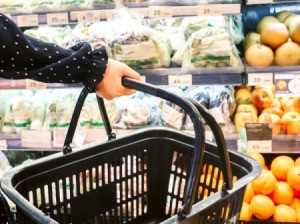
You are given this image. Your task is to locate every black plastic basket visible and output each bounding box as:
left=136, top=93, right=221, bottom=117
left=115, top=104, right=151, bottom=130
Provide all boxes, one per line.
left=1, top=78, right=261, bottom=224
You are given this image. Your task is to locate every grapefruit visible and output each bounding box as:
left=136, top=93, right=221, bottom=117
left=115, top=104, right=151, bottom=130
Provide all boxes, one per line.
left=275, top=42, right=300, bottom=66
left=256, top=16, right=280, bottom=34
left=245, top=44, right=274, bottom=67
left=260, top=23, right=289, bottom=49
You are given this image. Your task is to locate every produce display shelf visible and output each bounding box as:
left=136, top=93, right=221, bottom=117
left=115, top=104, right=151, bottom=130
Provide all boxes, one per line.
left=5, top=1, right=242, bottom=27
left=246, top=65, right=300, bottom=74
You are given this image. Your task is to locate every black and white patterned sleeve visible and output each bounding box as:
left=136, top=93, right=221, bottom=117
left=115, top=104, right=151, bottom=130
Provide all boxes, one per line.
left=0, top=13, right=108, bottom=92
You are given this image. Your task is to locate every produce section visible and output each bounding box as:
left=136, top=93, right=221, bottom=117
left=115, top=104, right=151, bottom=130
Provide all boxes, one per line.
left=0, top=0, right=299, bottom=224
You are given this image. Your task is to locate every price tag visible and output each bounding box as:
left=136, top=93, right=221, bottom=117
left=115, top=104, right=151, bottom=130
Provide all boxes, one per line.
left=221, top=4, right=241, bottom=14
left=245, top=123, right=272, bottom=152
left=106, top=10, right=115, bottom=21
left=26, top=79, right=46, bottom=90
left=198, top=4, right=222, bottom=16
left=168, top=74, right=192, bottom=86
left=76, top=10, right=100, bottom=23
left=148, top=6, right=172, bottom=18
left=247, top=0, right=273, bottom=4
left=21, top=130, right=52, bottom=149
left=205, top=131, right=213, bottom=142
left=4, top=14, right=12, bottom=19
left=46, top=13, right=69, bottom=25
left=274, top=73, right=300, bottom=96
left=17, top=14, right=39, bottom=27
left=140, top=76, right=146, bottom=83
left=248, top=73, right=273, bottom=86
left=0, top=140, right=7, bottom=150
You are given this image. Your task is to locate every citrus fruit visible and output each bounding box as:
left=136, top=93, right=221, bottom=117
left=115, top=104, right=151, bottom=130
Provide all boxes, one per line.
left=250, top=194, right=275, bottom=220
left=295, top=157, right=300, bottom=166
left=248, top=151, right=265, bottom=167
left=260, top=23, right=289, bottom=49
left=269, top=181, right=294, bottom=205
left=243, top=183, right=255, bottom=203
left=252, top=169, right=277, bottom=195
left=290, top=198, right=300, bottom=222
left=245, top=44, right=274, bottom=67
left=271, top=155, right=295, bottom=180
left=287, top=166, right=300, bottom=190
left=273, top=204, right=297, bottom=222
left=275, top=42, right=300, bottom=66
left=239, top=202, right=252, bottom=221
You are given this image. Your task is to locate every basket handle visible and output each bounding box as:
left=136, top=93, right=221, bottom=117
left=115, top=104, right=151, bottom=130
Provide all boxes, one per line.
left=188, top=99, right=233, bottom=191
left=63, top=77, right=206, bottom=217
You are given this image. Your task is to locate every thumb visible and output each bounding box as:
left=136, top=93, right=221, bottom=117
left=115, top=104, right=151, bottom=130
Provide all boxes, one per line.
left=122, top=64, right=141, bottom=81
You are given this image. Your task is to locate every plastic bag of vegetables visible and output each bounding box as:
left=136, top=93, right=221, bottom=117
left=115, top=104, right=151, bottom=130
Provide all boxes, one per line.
left=108, top=5, right=171, bottom=69
left=172, top=26, right=241, bottom=68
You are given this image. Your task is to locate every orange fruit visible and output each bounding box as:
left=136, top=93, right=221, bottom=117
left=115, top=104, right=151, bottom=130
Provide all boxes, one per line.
left=243, top=183, right=255, bottom=203
left=295, top=157, right=300, bottom=166
left=250, top=194, right=275, bottom=220
left=289, top=198, right=300, bottom=222
left=239, top=202, right=252, bottom=221
left=252, top=169, right=277, bottom=195
left=271, top=155, right=295, bottom=180
left=202, top=164, right=223, bottom=180
left=273, top=204, right=297, bottom=222
left=269, top=181, right=294, bottom=205
left=245, top=44, right=274, bottom=67
left=198, top=174, right=217, bottom=196
left=287, top=166, right=300, bottom=190
left=248, top=151, right=265, bottom=167
left=290, top=198, right=300, bottom=222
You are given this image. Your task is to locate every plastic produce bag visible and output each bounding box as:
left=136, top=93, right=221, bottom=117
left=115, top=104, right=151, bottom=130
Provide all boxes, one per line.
left=109, top=5, right=171, bottom=69
left=58, top=0, right=92, bottom=10
left=27, top=0, right=60, bottom=13
left=208, top=86, right=236, bottom=133
left=29, top=92, right=47, bottom=131
left=0, top=0, right=27, bottom=13
left=172, top=26, right=241, bottom=68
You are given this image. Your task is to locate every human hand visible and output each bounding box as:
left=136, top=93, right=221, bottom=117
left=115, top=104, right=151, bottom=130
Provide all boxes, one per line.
left=96, top=59, right=141, bottom=100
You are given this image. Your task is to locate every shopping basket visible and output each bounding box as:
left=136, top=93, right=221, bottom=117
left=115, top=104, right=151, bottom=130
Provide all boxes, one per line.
left=1, top=78, right=261, bottom=224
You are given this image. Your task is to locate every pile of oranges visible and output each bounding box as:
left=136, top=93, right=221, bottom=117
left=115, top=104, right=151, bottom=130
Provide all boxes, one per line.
left=240, top=152, right=300, bottom=222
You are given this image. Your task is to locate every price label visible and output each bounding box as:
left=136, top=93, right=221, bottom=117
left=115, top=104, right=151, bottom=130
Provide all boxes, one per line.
left=4, top=14, right=11, bottom=19
left=205, top=131, right=213, bottom=142
left=17, top=14, right=39, bottom=27
left=248, top=73, right=273, bottom=86
left=26, top=79, right=46, bottom=90
left=21, top=130, right=52, bottom=149
left=221, top=4, right=241, bottom=14
left=245, top=123, right=273, bottom=152
left=0, top=140, right=7, bottom=150
left=198, top=4, right=222, bottom=15
left=76, top=10, right=100, bottom=23
left=149, top=6, right=172, bottom=18
left=247, top=0, right=273, bottom=4
left=168, top=74, right=192, bottom=86
left=274, top=73, right=300, bottom=96
left=46, top=13, right=69, bottom=25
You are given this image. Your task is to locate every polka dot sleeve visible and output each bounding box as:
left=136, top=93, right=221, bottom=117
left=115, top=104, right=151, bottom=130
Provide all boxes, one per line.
left=0, top=13, right=108, bottom=92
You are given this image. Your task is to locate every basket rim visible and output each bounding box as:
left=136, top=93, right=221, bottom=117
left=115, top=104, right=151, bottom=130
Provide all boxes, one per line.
left=0, top=127, right=262, bottom=224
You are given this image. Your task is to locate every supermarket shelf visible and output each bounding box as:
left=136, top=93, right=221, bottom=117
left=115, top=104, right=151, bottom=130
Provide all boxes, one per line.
left=246, top=65, right=300, bottom=74
left=5, top=1, right=242, bottom=27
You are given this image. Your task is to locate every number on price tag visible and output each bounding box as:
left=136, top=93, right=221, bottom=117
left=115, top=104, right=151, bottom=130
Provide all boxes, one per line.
left=47, top=13, right=69, bottom=25
left=26, top=79, right=46, bottom=90
left=168, top=74, right=192, bottom=86
left=149, top=6, right=172, bottom=18
left=77, top=10, right=100, bottom=23
left=17, top=15, right=39, bottom=27
left=248, top=73, right=273, bottom=86
left=198, top=4, right=222, bottom=15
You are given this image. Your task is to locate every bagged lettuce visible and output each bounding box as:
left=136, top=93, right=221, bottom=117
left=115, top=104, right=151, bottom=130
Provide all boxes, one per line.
left=172, top=26, right=240, bottom=68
